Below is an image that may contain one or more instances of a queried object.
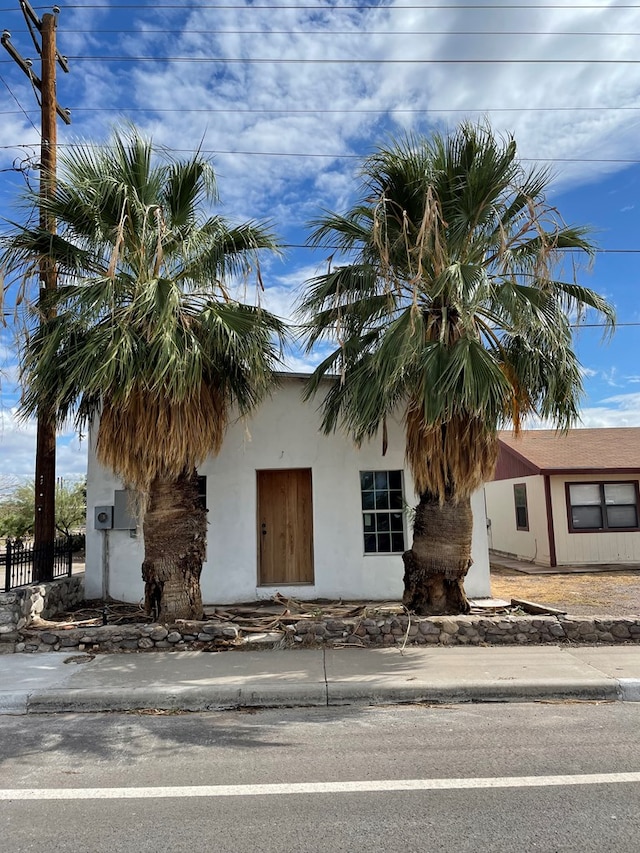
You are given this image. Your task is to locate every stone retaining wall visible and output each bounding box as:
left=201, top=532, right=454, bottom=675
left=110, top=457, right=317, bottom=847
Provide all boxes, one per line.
left=0, top=576, right=84, bottom=646
left=8, top=611, right=640, bottom=653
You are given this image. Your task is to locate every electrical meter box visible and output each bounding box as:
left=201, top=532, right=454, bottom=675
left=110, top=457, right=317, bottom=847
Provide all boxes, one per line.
left=94, top=505, right=113, bottom=530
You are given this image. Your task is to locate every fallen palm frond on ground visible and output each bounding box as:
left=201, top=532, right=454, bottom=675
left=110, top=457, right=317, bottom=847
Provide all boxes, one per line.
left=41, top=591, right=515, bottom=630
left=36, top=568, right=640, bottom=630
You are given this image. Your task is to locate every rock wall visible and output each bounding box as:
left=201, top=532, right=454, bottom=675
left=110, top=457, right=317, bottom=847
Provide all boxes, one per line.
left=0, top=576, right=84, bottom=647
left=8, top=611, right=640, bottom=653
left=2, top=575, right=638, bottom=652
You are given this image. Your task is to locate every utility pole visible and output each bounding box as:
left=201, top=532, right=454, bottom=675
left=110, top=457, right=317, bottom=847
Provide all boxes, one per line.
left=2, top=2, right=70, bottom=581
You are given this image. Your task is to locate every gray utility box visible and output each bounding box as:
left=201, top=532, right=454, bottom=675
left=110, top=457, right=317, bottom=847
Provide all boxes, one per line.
left=114, top=489, right=138, bottom=530
left=94, top=505, right=113, bottom=529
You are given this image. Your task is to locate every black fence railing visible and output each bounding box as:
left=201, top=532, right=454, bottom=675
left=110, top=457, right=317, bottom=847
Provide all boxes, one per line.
left=3, top=539, right=73, bottom=592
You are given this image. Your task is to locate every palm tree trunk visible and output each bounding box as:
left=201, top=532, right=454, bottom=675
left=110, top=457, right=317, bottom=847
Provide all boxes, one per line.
left=141, top=470, right=207, bottom=621
left=402, top=491, right=472, bottom=615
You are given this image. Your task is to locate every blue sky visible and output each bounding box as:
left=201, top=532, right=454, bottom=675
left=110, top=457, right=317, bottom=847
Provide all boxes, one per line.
left=1, top=0, right=639, bottom=481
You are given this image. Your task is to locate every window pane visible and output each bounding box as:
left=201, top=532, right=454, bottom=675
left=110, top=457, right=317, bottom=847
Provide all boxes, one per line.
left=389, top=490, right=403, bottom=509
left=388, top=471, right=402, bottom=490
left=364, top=534, right=377, bottom=553
left=604, top=483, right=636, bottom=505
left=606, top=505, right=638, bottom=528
left=391, top=532, right=405, bottom=552
left=376, top=513, right=390, bottom=532
left=197, top=475, right=207, bottom=510
left=375, top=491, right=389, bottom=510
left=363, top=513, right=375, bottom=533
left=374, top=471, right=388, bottom=491
left=516, top=506, right=528, bottom=529
left=377, top=533, right=391, bottom=552
left=569, top=484, right=601, bottom=506
left=360, top=471, right=374, bottom=490
left=572, top=505, right=603, bottom=529
left=390, top=512, right=404, bottom=531
left=514, top=484, right=527, bottom=508
left=361, top=491, right=375, bottom=510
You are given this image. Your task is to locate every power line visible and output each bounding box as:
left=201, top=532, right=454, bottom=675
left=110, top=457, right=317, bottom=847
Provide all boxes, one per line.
left=50, top=56, right=640, bottom=64
left=2, top=141, right=640, bottom=166
left=0, top=306, right=635, bottom=329
left=0, top=71, right=39, bottom=134
left=1, top=228, right=638, bottom=255
left=27, top=29, right=640, bottom=36
left=6, top=106, right=640, bottom=116
left=572, top=322, right=640, bottom=328
left=282, top=245, right=640, bottom=254
left=9, top=3, right=640, bottom=9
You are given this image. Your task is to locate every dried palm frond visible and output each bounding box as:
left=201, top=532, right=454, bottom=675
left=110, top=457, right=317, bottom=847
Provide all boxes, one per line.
left=405, top=408, right=498, bottom=501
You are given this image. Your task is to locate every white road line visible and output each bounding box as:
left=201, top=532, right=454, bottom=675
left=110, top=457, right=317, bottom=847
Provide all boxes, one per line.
left=1, top=773, right=640, bottom=800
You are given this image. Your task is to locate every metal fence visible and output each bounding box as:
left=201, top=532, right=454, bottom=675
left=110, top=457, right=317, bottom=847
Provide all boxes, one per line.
left=2, top=539, right=73, bottom=592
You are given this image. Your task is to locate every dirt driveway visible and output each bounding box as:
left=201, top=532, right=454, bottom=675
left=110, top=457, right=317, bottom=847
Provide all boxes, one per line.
left=490, top=565, right=640, bottom=617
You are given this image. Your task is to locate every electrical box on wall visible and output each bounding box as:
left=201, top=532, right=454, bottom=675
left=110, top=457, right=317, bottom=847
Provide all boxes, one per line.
left=114, top=489, right=138, bottom=530
left=94, top=506, right=113, bottom=530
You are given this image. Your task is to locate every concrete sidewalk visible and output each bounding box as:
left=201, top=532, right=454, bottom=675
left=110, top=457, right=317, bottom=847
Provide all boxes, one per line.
left=1, top=645, right=639, bottom=714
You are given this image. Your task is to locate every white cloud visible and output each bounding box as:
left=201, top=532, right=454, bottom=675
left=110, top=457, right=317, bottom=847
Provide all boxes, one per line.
left=29, top=0, right=640, bottom=224
left=579, top=366, right=598, bottom=379
left=577, top=392, right=640, bottom=427
left=0, top=408, right=86, bottom=480
left=3, top=1, right=640, bottom=476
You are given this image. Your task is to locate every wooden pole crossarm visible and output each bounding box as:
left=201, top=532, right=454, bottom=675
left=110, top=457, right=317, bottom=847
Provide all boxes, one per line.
left=20, top=0, right=69, bottom=73
left=1, top=30, right=71, bottom=125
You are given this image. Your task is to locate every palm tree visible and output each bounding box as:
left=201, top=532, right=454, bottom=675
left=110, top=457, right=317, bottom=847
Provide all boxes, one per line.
left=300, top=123, right=615, bottom=615
left=2, top=127, right=285, bottom=621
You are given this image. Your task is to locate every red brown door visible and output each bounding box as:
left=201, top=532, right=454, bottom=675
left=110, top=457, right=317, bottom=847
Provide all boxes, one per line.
left=257, top=469, right=314, bottom=585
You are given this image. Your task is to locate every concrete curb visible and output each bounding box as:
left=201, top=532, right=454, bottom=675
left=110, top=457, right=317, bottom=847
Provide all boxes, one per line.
left=325, top=678, right=621, bottom=706
left=0, top=694, right=29, bottom=714
left=617, top=678, right=640, bottom=701
left=24, top=684, right=328, bottom=714
left=4, top=677, right=629, bottom=715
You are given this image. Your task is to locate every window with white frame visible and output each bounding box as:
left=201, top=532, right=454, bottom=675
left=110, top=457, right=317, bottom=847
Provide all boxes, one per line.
left=567, top=482, right=639, bottom=532
left=360, top=470, right=405, bottom=554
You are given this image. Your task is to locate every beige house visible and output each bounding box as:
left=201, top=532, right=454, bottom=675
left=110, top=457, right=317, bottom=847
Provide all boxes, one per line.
left=484, top=428, right=640, bottom=567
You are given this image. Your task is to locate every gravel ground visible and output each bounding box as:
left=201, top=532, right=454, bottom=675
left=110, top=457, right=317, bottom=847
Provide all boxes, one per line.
left=490, top=565, right=640, bottom=617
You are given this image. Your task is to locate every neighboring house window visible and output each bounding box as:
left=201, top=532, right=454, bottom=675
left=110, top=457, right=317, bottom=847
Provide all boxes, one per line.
left=360, top=470, right=405, bottom=554
left=197, top=475, right=207, bottom=511
left=513, top=484, right=529, bottom=531
left=567, top=482, right=639, bottom=532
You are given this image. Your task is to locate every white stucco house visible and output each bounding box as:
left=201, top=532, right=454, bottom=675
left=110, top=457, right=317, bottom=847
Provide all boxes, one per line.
left=85, top=374, right=491, bottom=604
left=485, top=428, right=640, bottom=567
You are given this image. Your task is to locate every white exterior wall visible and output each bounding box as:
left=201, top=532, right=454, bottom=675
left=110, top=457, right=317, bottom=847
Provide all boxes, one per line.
left=550, top=473, right=640, bottom=565
left=85, top=377, right=491, bottom=603
left=484, top=475, right=551, bottom=565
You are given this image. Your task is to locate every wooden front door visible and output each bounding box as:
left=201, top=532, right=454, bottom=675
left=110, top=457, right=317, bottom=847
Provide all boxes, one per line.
left=257, top=469, right=314, bottom=585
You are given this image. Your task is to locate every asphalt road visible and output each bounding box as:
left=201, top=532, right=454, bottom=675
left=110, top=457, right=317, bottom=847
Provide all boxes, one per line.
left=1, top=702, right=640, bottom=852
